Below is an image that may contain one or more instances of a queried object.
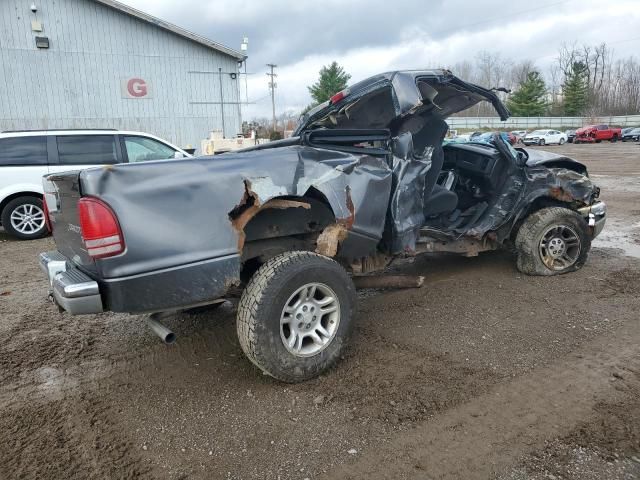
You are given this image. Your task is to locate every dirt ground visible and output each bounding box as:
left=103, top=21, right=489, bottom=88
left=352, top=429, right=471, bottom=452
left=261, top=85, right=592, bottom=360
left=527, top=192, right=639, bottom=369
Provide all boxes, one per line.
left=1, top=141, right=639, bottom=480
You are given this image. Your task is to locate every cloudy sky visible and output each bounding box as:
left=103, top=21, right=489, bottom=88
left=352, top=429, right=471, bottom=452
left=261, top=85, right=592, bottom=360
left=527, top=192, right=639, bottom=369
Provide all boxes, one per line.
left=123, top=0, right=640, bottom=119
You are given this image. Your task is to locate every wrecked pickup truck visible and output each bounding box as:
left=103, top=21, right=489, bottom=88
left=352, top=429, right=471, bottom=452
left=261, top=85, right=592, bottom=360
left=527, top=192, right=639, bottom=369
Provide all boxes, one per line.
left=39, top=70, right=606, bottom=382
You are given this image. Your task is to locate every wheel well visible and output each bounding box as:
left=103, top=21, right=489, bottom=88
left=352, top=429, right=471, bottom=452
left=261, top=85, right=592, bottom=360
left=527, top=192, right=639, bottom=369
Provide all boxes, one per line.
left=509, top=196, right=573, bottom=241
left=236, top=191, right=337, bottom=282
left=0, top=192, right=43, bottom=219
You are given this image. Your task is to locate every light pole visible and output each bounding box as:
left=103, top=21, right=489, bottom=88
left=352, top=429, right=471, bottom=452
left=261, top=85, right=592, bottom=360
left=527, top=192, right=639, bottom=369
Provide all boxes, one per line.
left=218, top=67, right=225, bottom=137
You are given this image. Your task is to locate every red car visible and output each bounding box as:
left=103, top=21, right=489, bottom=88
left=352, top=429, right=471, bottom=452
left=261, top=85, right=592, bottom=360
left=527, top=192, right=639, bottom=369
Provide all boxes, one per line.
left=574, top=124, right=622, bottom=143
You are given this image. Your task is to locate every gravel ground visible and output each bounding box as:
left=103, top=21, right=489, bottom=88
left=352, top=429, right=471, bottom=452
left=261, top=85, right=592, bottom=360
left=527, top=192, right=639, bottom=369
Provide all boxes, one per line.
left=0, top=141, right=639, bottom=479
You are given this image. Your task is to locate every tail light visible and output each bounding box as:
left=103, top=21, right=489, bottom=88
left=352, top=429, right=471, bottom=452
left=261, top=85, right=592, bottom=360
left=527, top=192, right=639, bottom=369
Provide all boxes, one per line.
left=78, top=197, right=125, bottom=258
left=330, top=89, right=350, bottom=104
left=42, top=195, right=52, bottom=233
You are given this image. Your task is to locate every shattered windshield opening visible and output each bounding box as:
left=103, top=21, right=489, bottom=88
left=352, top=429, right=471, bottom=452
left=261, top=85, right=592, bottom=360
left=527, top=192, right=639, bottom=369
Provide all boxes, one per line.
left=446, top=132, right=517, bottom=159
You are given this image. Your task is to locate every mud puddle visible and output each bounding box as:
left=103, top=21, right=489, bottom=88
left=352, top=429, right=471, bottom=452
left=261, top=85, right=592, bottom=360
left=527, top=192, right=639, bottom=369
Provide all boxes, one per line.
left=593, top=220, right=640, bottom=258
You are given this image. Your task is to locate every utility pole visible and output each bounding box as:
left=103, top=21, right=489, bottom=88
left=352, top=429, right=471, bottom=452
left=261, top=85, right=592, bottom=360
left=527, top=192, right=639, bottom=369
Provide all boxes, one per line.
left=241, top=36, right=248, bottom=112
left=218, top=67, right=226, bottom=137
left=266, top=64, right=277, bottom=133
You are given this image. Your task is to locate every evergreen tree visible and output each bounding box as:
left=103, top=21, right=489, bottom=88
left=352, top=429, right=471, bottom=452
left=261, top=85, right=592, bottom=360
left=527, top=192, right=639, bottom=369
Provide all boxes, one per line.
left=308, top=62, right=351, bottom=105
left=506, top=71, right=548, bottom=116
left=562, top=61, right=589, bottom=115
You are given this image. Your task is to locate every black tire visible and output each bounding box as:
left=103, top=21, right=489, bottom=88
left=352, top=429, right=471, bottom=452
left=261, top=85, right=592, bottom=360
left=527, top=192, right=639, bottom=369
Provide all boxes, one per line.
left=1, top=196, right=48, bottom=240
left=559, top=138, right=565, bottom=145
left=539, top=138, right=545, bottom=146
left=595, top=139, right=602, bottom=143
left=610, top=135, right=618, bottom=142
left=515, top=207, right=591, bottom=276
left=237, top=251, right=356, bottom=382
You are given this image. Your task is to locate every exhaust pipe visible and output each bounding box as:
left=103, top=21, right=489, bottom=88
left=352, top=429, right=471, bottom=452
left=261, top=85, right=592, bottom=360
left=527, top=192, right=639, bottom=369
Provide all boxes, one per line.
left=145, top=315, right=176, bottom=344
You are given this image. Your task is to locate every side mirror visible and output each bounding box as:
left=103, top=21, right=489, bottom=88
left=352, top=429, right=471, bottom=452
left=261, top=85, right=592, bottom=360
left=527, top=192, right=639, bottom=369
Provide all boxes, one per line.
left=174, top=151, right=186, bottom=159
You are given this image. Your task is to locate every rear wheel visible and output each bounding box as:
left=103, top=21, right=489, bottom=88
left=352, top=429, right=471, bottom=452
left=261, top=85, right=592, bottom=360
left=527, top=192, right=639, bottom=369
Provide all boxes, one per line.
left=237, top=251, right=356, bottom=382
left=559, top=138, right=566, bottom=145
left=515, top=207, right=591, bottom=276
left=610, top=135, right=618, bottom=142
left=1, top=196, right=48, bottom=240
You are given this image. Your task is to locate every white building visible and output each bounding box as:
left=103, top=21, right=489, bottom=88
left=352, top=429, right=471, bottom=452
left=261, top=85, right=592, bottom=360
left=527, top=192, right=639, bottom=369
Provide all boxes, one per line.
left=0, top=0, right=246, bottom=152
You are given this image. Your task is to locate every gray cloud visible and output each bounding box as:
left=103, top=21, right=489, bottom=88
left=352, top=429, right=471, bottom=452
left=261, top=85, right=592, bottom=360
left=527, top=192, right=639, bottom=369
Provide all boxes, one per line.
left=122, top=0, right=640, bottom=117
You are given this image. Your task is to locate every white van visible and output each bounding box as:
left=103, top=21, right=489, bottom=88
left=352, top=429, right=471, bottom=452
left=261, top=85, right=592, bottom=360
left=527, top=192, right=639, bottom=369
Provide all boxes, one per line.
left=0, top=129, right=191, bottom=240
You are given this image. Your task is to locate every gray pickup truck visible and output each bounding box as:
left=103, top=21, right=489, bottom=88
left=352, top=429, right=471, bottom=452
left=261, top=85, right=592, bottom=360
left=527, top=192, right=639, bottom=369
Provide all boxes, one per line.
left=40, top=70, right=606, bottom=382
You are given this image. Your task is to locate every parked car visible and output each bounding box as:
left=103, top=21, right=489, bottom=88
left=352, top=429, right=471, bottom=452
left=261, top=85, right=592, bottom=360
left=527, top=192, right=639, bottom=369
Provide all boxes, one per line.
left=474, top=131, right=517, bottom=145
left=454, top=131, right=483, bottom=141
left=565, top=129, right=576, bottom=143
left=39, top=70, right=605, bottom=382
left=505, top=131, right=518, bottom=145
left=622, top=127, right=640, bottom=142
left=574, top=124, right=622, bottom=143
left=522, top=130, right=568, bottom=146
left=511, top=130, right=527, bottom=143
left=0, top=129, right=191, bottom=240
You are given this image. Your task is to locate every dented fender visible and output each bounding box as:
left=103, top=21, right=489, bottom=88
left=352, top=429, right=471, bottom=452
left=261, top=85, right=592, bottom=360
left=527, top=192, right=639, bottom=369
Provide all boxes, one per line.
left=78, top=144, right=393, bottom=281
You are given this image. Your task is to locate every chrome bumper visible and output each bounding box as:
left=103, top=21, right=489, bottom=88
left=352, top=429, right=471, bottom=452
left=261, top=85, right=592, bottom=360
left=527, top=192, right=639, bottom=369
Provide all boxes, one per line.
left=39, top=251, right=103, bottom=315
left=578, top=201, right=606, bottom=239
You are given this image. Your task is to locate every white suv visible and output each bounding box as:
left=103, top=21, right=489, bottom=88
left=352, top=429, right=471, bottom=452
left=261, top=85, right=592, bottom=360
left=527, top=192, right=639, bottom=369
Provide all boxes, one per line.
left=0, top=129, right=191, bottom=240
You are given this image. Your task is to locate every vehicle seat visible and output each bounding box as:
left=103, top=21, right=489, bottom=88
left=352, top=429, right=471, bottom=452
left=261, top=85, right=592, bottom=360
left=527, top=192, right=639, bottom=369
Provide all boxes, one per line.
left=423, top=184, right=458, bottom=217
left=398, top=116, right=456, bottom=217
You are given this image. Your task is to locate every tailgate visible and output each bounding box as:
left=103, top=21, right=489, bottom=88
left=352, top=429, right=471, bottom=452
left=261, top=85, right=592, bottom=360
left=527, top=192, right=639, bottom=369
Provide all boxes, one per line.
left=44, top=171, right=98, bottom=276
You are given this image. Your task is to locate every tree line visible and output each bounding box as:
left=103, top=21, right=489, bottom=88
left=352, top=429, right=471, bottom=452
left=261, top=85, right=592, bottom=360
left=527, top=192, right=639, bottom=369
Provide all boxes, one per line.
left=453, top=42, right=640, bottom=117
left=248, top=42, right=640, bottom=134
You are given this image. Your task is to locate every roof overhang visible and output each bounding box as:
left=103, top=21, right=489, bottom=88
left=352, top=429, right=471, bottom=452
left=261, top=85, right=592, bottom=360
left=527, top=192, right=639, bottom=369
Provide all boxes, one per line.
left=93, top=0, right=246, bottom=61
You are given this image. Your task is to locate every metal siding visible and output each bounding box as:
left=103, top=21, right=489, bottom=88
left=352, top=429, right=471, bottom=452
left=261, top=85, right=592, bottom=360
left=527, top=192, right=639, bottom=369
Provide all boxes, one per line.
left=0, top=0, right=241, bottom=151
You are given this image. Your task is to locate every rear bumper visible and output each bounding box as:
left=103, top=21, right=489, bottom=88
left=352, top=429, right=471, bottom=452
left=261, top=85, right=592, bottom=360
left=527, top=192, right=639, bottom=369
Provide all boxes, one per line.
left=39, top=251, right=103, bottom=314
left=39, top=251, right=241, bottom=315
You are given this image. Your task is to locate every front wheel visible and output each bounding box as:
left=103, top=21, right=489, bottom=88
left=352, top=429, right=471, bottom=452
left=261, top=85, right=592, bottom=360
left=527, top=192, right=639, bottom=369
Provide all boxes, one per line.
left=515, top=207, right=591, bottom=276
left=539, top=138, right=546, bottom=146
left=237, top=251, right=356, bottom=382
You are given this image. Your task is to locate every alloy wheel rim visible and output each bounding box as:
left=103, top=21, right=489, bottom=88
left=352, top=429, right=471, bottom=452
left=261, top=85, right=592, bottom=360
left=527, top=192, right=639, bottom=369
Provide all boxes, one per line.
left=280, top=282, right=340, bottom=357
left=538, top=225, right=581, bottom=271
left=10, top=204, right=45, bottom=234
